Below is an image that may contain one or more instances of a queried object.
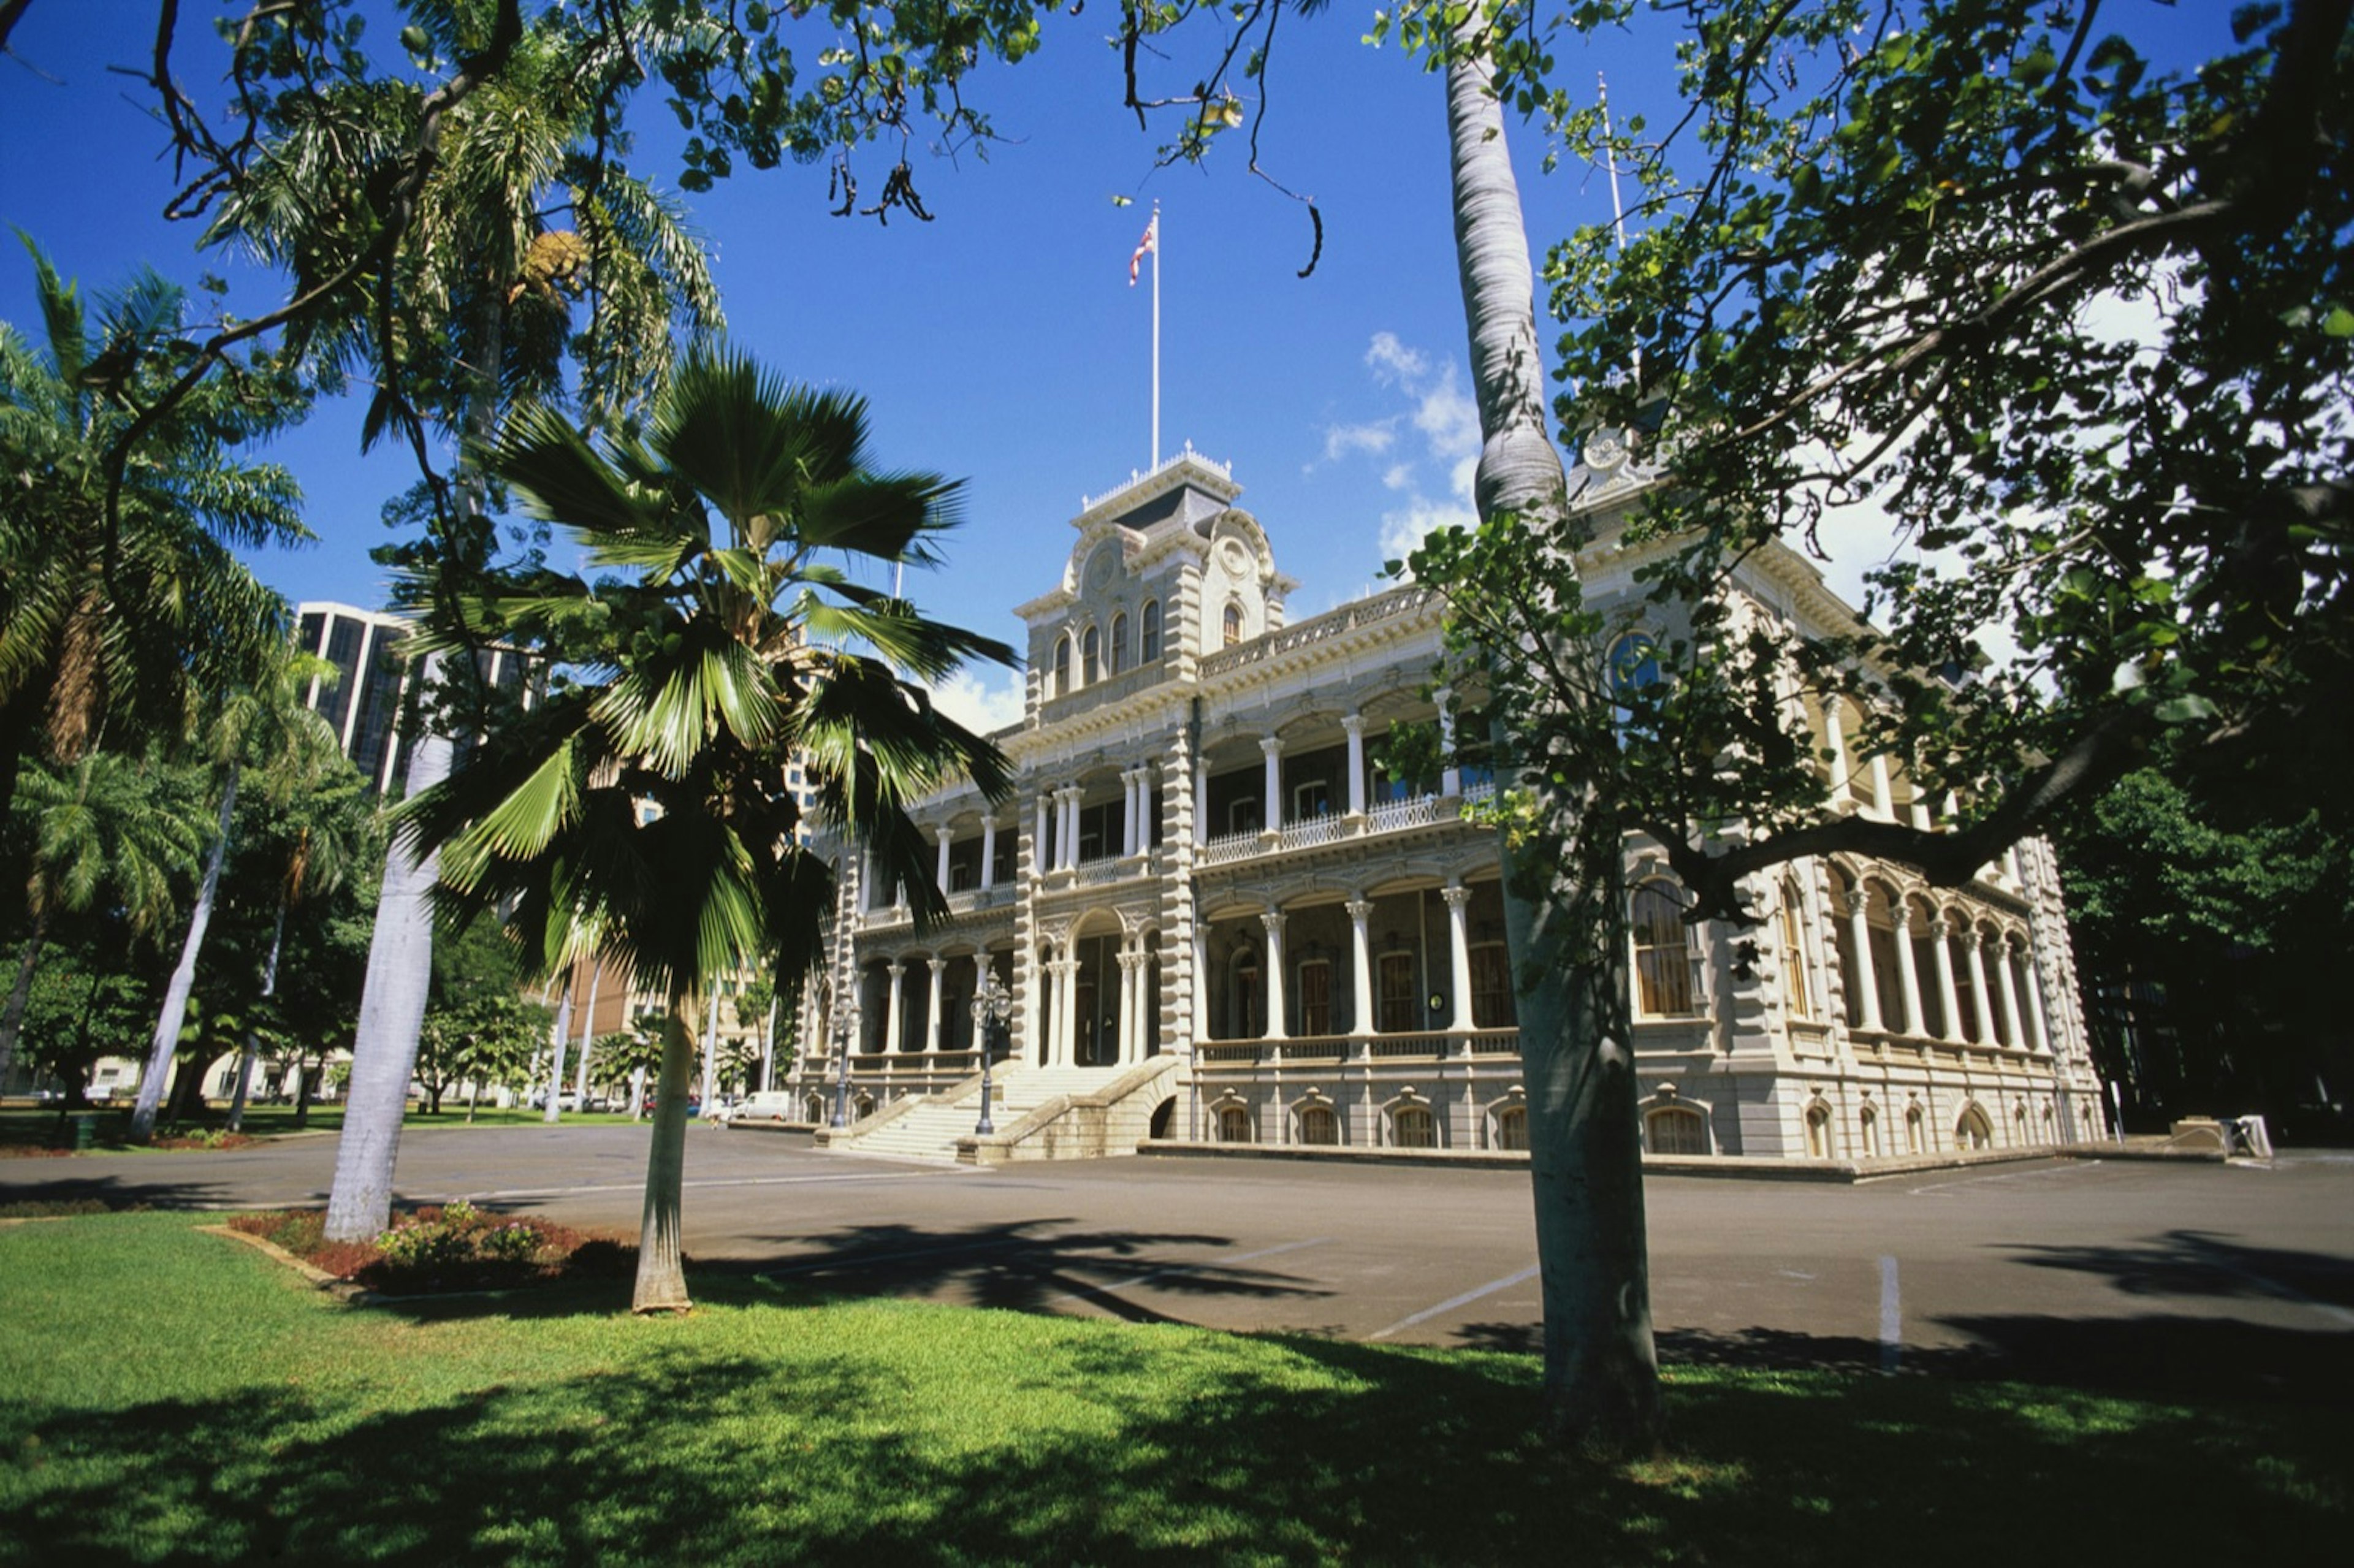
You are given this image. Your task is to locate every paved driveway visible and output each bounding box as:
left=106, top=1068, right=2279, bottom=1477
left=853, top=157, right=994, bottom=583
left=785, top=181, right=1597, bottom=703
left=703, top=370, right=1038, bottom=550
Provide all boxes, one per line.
left=8, top=1127, right=2348, bottom=1399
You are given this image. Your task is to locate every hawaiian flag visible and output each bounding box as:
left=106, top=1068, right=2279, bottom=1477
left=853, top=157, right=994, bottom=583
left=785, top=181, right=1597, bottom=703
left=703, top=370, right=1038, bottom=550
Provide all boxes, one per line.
left=1129, top=212, right=1158, bottom=286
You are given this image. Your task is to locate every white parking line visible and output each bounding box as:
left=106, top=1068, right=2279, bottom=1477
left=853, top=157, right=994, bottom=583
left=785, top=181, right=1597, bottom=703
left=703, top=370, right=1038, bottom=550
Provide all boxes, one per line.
left=1878, top=1255, right=1902, bottom=1371
left=1905, top=1162, right=2099, bottom=1196
left=1040, top=1237, right=1335, bottom=1309
left=1369, top=1263, right=1541, bottom=1341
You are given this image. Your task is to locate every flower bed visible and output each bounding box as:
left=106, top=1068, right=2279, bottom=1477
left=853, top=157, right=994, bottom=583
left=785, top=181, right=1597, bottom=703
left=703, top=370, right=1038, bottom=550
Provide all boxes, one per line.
left=228, top=1201, right=638, bottom=1296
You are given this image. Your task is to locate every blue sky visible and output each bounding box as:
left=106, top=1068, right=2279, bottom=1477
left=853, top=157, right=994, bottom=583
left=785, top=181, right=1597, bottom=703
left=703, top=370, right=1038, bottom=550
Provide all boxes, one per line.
left=2, top=6, right=1685, bottom=729
left=0, top=4, right=2231, bottom=731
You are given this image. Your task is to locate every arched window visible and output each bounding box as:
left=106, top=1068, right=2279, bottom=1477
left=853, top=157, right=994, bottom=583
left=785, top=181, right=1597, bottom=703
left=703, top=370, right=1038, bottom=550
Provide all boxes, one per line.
left=1646, top=1105, right=1707, bottom=1155
left=1222, top=599, right=1244, bottom=647
left=854, top=1092, right=877, bottom=1120
left=1390, top=1104, right=1437, bottom=1148
left=1228, top=948, right=1262, bottom=1040
left=1955, top=1104, right=1993, bottom=1150
left=1905, top=1104, right=1926, bottom=1154
left=1778, top=878, right=1813, bottom=1019
left=1631, top=881, right=1698, bottom=1017
left=1217, top=1105, right=1254, bottom=1143
left=1859, top=1103, right=1881, bottom=1157
left=1804, top=1102, right=1832, bottom=1159
left=806, top=1094, right=826, bottom=1123
left=1081, top=624, right=1100, bottom=685
left=1110, top=612, right=1129, bottom=676
left=1298, top=1105, right=1339, bottom=1145
left=1141, top=599, right=1162, bottom=662
left=1493, top=1106, right=1528, bottom=1151
left=1051, top=635, right=1071, bottom=697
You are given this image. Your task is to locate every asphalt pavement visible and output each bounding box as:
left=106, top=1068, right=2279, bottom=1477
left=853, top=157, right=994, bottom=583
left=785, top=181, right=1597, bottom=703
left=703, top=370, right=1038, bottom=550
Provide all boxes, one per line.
left=7, top=1124, right=2348, bottom=1401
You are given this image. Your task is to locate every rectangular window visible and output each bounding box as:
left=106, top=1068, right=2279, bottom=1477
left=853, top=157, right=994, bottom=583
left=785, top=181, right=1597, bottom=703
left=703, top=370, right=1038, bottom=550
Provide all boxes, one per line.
left=1377, top=952, right=1418, bottom=1033
left=1292, top=779, right=1332, bottom=819
left=1469, top=943, right=1515, bottom=1028
left=1297, top=961, right=1333, bottom=1036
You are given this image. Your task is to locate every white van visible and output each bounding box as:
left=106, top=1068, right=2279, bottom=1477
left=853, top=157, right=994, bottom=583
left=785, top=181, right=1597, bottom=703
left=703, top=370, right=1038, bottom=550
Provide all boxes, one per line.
left=722, top=1090, right=797, bottom=1127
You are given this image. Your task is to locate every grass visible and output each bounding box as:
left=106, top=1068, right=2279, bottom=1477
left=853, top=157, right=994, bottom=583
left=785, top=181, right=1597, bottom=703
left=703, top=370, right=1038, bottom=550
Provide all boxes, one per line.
left=1, top=1214, right=2345, bottom=1566
left=0, top=1103, right=644, bottom=1155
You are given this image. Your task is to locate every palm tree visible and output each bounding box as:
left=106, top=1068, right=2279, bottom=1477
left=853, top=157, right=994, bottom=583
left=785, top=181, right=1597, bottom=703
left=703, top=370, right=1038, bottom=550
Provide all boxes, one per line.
left=0, top=243, right=308, bottom=820
left=223, top=20, right=723, bottom=1241
left=129, top=654, right=346, bottom=1140
left=0, top=752, right=208, bottom=1092
left=397, top=346, right=1013, bottom=1310
left=1438, top=20, right=1660, bottom=1449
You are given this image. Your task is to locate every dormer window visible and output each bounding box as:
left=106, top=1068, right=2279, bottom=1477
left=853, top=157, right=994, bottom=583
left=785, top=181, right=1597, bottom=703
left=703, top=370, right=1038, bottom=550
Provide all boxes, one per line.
left=1222, top=600, right=1244, bottom=647
left=1052, top=634, right=1071, bottom=696
left=1110, top=612, right=1129, bottom=676
left=1141, top=600, right=1161, bottom=662
left=1081, top=624, right=1100, bottom=684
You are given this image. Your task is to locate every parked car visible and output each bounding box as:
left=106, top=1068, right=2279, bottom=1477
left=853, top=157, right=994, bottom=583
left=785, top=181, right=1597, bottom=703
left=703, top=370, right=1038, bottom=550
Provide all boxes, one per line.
left=722, top=1091, right=796, bottom=1126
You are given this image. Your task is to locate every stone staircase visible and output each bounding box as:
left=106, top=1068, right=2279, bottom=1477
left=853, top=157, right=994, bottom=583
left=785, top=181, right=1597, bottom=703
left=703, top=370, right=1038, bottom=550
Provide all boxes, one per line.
left=817, top=1059, right=1184, bottom=1165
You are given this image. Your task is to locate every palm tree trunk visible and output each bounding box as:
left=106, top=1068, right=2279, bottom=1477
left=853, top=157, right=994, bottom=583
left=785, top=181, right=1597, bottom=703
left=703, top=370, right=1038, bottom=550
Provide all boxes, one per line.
left=544, top=975, right=575, bottom=1123
left=323, top=714, right=455, bottom=1239
left=0, top=913, right=52, bottom=1095
left=1443, top=27, right=1661, bottom=1453
left=132, top=763, right=239, bottom=1141
left=227, top=900, right=288, bottom=1133
left=634, top=986, right=703, bottom=1312
left=699, top=973, right=721, bottom=1108
left=571, top=962, right=603, bottom=1105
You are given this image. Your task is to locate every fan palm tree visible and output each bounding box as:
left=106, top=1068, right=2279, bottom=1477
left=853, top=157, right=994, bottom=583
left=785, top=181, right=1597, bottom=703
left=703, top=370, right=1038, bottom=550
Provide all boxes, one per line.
left=0, top=243, right=308, bottom=820
left=0, top=751, right=209, bottom=1091
left=219, top=17, right=723, bottom=1240
left=392, top=346, right=1012, bottom=1310
left=128, top=653, right=346, bottom=1140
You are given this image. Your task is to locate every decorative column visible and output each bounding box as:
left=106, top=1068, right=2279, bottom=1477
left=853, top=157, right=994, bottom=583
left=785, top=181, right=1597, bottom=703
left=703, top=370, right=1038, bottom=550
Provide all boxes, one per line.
left=1894, top=907, right=1929, bottom=1036
left=1343, top=713, right=1368, bottom=817
left=1442, top=884, right=1476, bottom=1033
left=1346, top=899, right=1375, bottom=1040
left=980, top=818, right=997, bottom=890
left=885, top=961, right=906, bottom=1055
left=2022, top=946, right=2053, bottom=1053
left=1194, top=753, right=1211, bottom=845
left=1260, top=910, right=1288, bottom=1040
left=924, top=957, right=945, bottom=1056
left=1964, top=929, right=1995, bottom=1045
left=934, top=826, right=953, bottom=896
left=1038, top=943, right=1061, bottom=1067
left=1192, top=924, right=1210, bottom=1040
left=1869, top=755, right=1894, bottom=818
left=1118, top=948, right=1141, bottom=1064
left=1059, top=956, right=1081, bottom=1065
left=1436, top=686, right=1460, bottom=796
left=1033, top=794, right=1051, bottom=878
left=1062, top=788, right=1083, bottom=869
left=1844, top=889, right=1883, bottom=1031
left=1260, top=736, right=1284, bottom=835
left=1823, top=702, right=1850, bottom=809
left=1994, top=938, right=2025, bottom=1050
left=1929, top=921, right=1965, bottom=1044
left=1121, top=769, right=1141, bottom=858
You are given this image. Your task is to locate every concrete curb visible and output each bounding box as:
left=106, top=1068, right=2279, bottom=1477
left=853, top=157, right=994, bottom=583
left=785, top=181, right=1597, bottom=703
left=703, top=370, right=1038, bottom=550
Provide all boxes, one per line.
left=1137, top=1139, right=2225, bottom=1182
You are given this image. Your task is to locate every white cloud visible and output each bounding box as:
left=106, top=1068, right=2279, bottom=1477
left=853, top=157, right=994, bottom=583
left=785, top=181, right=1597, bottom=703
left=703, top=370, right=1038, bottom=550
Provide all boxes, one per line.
left=926, top=666, right=1027, bottom=736
left=1378, top=497, right=1478, bottom=568
left=1320, top=419, right=1398, bottom=462
left=1365, top=331, right=1429, bottom=386
left=1412, top=368, right=1482, bottom=464
left=1381, top=462, right=1414, bottom=491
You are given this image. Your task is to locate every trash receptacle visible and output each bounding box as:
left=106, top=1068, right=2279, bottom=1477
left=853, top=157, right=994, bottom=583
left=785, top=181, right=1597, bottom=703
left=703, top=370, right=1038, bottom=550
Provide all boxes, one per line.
left=71, top=1113, right=97, bottom=1151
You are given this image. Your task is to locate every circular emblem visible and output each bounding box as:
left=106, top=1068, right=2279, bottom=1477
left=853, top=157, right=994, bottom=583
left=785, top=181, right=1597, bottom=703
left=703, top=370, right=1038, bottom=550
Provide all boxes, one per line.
left=1582, top=428, right=1629, bottom=474
left=1086, top=549, right=1117, bottom=590
left=1217, top=537, right=1251, bottom=576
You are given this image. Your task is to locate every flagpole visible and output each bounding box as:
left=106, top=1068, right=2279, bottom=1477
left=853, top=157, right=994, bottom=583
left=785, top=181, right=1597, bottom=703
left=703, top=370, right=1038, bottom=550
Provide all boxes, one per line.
left=1151, top=203, right=1161, bottom=468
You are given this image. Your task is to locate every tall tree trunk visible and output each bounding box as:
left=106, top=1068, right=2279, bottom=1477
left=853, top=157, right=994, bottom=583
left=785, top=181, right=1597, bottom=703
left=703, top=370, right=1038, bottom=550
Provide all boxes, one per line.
left=544, top=971, right=575, bottom=1122
left=0, top=913, right=53, bottom=1094
left=322, top=715, right=455, bottom=1239
left=634, top=986, right=703, bottom=1312
left=227, top=901, right=288, bottom=1133
left=572, top=962, right=603, bottom=1105
left=132, top=764, right=238, bottom=1141
left=698, top=973, right=721, bottom=1108
left=1444, top=26, right=1661, bottom=1452
left=628, top=1064, right=646, bottom=1121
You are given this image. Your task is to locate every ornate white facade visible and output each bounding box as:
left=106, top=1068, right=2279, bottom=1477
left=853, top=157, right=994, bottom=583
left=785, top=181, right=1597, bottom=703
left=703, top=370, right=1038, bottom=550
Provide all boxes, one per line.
left=792, top=449, right=2109, bottom=1163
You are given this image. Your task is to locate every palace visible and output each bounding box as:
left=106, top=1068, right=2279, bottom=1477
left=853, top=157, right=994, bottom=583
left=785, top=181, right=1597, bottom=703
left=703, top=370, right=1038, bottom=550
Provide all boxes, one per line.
left=790, top=446, right=2110, bottom=1165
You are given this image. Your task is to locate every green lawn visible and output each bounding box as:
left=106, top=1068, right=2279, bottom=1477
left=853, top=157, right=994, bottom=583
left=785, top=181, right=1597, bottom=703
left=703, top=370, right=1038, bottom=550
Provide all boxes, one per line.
left=0, top=1214, right=2342, bottom=1566
left=0, top=1103, right=644, bottom=1152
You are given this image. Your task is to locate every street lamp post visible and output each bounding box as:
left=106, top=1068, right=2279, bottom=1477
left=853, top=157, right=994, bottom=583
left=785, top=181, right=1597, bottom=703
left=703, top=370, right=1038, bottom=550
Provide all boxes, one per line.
left=831, top=1018, right=853, bottom=1130
left=971, top=971, right=1012, bottom=1136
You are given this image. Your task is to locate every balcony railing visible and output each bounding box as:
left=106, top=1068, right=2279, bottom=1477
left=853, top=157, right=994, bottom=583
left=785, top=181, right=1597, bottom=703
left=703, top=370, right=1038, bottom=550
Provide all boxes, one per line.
left=1281, top=813, right=1348, bottom=851
left=1192, top=1029, right=1520, bottom=1065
